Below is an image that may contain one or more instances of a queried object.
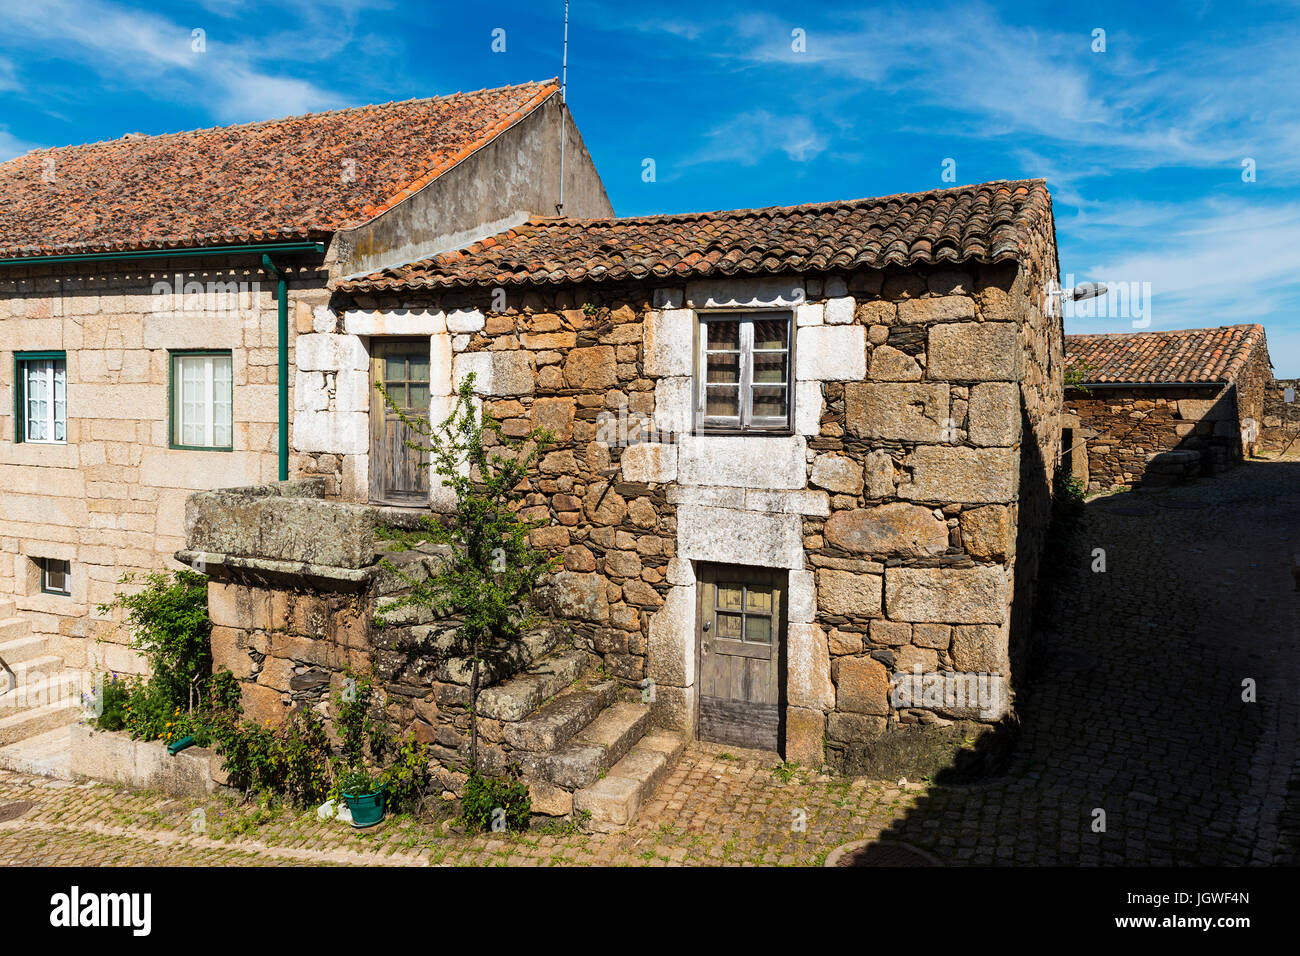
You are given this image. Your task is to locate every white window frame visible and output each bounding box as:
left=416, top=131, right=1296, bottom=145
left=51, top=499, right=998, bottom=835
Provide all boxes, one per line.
left=39, top=558, right=71, bottom=597
left=19, top=356, right=67, bottom=444
left=695, top=311, right=794, bottom=434
left=171, top=352, right=233, bottom=450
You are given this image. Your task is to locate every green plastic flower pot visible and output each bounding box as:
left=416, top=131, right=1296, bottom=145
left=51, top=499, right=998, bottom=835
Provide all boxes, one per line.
left=342, top=786, right=387, bottom=828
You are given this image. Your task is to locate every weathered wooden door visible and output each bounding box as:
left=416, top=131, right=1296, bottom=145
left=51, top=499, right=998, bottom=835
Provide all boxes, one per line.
left=697, top=564, right=785, bottom=751
left=369, top=339, right=431, bottom=505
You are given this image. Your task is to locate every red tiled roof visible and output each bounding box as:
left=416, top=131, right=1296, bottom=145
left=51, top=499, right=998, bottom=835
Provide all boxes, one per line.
left=0, top=80, right=558, bottom=259
left=1065, top=324, right=1268, bottom=385
left=338, top=178, right=1052, bottom=291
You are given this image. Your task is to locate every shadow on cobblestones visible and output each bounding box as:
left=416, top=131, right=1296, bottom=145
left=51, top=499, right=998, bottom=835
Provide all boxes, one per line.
left=874, top=456, right=1300, bottom=865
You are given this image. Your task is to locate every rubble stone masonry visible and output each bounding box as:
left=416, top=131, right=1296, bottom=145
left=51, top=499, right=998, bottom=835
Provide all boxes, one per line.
left=335, top=233, right=1062, bottom=773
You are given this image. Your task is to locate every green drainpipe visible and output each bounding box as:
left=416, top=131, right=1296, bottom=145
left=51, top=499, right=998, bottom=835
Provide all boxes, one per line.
left=261, top=254, right=290, bottom=481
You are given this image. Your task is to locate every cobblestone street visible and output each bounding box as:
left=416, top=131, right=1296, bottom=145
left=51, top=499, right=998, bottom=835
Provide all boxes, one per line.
left=1, top=452, right=1296, bottom=866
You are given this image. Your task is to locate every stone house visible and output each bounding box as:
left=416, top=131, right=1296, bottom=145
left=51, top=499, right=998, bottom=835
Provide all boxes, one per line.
left=317, top=179, right=1066, bottom=772
left=0, top=75, right=1067, bottom=782
left=1064, top=324, right=1272, bottom=491
left=1260, top=377, right=1299, bottom=451
left=0, top=79, right=611, bottom=672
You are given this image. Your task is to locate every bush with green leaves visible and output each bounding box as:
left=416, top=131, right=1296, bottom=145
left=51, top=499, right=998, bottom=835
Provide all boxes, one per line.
left=93, top=570, right=214, bottom=743
left=98, top=570, right=212, bottom=711
left=87, top=673, right=130, bottom=733
left=332, top=667, right=390, bottom=770
left=207, top=700, right=332, bottom=807
left=337, top=766, right=379, bottom=797
left=381, top=732, right=434, bottom=814
left=458, top=770, right=531, bottom=833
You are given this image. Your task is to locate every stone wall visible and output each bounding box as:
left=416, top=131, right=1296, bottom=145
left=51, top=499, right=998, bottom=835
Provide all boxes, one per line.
left=336, top=250, right=1062, bottom=775
left=183, top=482, right=600, bottom=794
left=1066, top=384, right=1243, bottom=491
left=1236, top=339, right=1272, bottom=457
left=1262, top=378, right=1300, bottom=450
left=0, top=255, right=330, bottom=667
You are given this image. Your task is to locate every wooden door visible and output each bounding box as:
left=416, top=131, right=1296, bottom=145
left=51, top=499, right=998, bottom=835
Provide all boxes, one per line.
left=369, top=339, right=431, bottom=505
left=697, top=564, right=785, bottom=751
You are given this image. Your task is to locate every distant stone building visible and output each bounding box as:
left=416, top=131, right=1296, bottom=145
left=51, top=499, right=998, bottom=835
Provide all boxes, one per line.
left=1261, top=377, right=1300, bottom=451
left=1064, top=324, right=1272, bottom=491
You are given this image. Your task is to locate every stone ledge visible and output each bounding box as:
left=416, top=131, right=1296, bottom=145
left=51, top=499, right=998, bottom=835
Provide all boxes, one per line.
left=175, top=550, right=376, bottom=592
left=69, top=723, right=223, bottom=797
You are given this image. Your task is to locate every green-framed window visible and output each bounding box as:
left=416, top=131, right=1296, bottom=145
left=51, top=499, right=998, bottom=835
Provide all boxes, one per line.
left=169, top=350, right=233, bottom=451
left=14, top=350, right=68, bottom=444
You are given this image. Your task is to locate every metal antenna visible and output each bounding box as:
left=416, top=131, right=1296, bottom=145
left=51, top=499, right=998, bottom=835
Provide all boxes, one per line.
left=557, top=0, right=568, bottom=216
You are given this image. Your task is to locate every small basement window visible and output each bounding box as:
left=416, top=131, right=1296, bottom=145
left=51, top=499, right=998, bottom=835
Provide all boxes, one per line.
left=696, top=313, right=793, bottom=433
left=39, top=558, right=71, bottom=596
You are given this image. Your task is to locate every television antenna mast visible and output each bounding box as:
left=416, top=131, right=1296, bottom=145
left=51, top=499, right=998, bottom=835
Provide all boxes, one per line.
left=556, top=0, right=569, bottom=216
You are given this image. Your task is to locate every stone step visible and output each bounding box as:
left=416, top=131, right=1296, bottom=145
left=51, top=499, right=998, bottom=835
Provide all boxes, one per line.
left=372, top=550, right=440, bottom=596
left=0, top=616, right=34, bottom=643
left=373, top=595, right=437, bottom=627
left=476, top=649, right=588, bottom=722
left=0, top=698, right=81, bottom=746
left=7, top=654, right=67, bottom=683
left=520, top=701, right=652, bottom=790
left=575, top=730, right=687, bottom=830
left=0, top=724, right=72, bottom=780
left=0, top=633, right=46, bottom=666
left=0, top=600, right=14, bottom=619
left=0, top=670, right=88, bottom=716
left=503, top=680, right=618, bottom=752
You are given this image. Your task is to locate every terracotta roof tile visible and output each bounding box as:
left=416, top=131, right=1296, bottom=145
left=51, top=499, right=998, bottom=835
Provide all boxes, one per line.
left=338, top=178, right=1052, bottom=291
left=1065, top=324, right=1268, bottom=384
left=0, top=80, right=558, bottom=258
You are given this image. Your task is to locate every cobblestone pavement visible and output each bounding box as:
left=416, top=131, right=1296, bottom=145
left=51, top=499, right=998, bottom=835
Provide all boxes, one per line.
left=878, top=449, right=1300, bottom=865
left=0, top=452, right=1295, bottom=866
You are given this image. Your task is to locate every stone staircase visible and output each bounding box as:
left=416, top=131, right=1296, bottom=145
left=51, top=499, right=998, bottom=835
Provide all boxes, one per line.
left=476, top=647, right=686, bottom=831
left=0, top=599, right=86, bottom=780
left=372, top=533, right=687, bottom=831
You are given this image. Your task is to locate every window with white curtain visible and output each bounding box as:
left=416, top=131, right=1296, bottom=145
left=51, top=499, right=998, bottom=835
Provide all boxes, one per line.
left=171, top=352, right=233, bottom=449
left=15, top=353, right=67, bottom=444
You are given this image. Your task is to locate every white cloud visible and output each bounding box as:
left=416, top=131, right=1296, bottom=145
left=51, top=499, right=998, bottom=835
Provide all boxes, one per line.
left=0, top=127, right=40, bottom=162
left=687, top=110, right=828, bottom=167
left=0, top=0, right=349, bottom=123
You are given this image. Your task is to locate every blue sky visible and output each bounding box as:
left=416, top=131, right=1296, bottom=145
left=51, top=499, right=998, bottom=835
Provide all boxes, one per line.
left=2, top=0, right=1297, bottom=373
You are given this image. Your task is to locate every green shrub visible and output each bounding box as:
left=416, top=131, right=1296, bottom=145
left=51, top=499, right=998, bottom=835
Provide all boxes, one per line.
left=95, top=570, right=213, bottom=743
left=88, top=673, right=131, bottom=732
left=381, top=732, right=434, bottom=814
left=333, top=667, right=390, bottom=770
left=459, top=770, right=531, bottom=832
left=337, top=766, right=379, bottom=797
left=208, top=705, right=332, bottom=808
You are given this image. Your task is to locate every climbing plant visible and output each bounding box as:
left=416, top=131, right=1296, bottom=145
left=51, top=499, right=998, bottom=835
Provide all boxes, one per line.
left=375, top=372, right=560, bottom=774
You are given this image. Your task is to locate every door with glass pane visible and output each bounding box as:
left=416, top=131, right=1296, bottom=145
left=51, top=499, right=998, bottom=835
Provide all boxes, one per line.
left=697, top=564, right=785, bottom=752
left=369, top=339, right=430, bottom=504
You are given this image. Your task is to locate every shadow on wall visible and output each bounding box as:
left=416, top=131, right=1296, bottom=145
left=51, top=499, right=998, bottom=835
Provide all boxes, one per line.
left=1067, top=386, right=1247, bottom=490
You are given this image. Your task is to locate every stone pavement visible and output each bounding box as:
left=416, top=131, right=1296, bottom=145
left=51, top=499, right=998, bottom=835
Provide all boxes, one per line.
left=0, top=451, right=1295, bottom=866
